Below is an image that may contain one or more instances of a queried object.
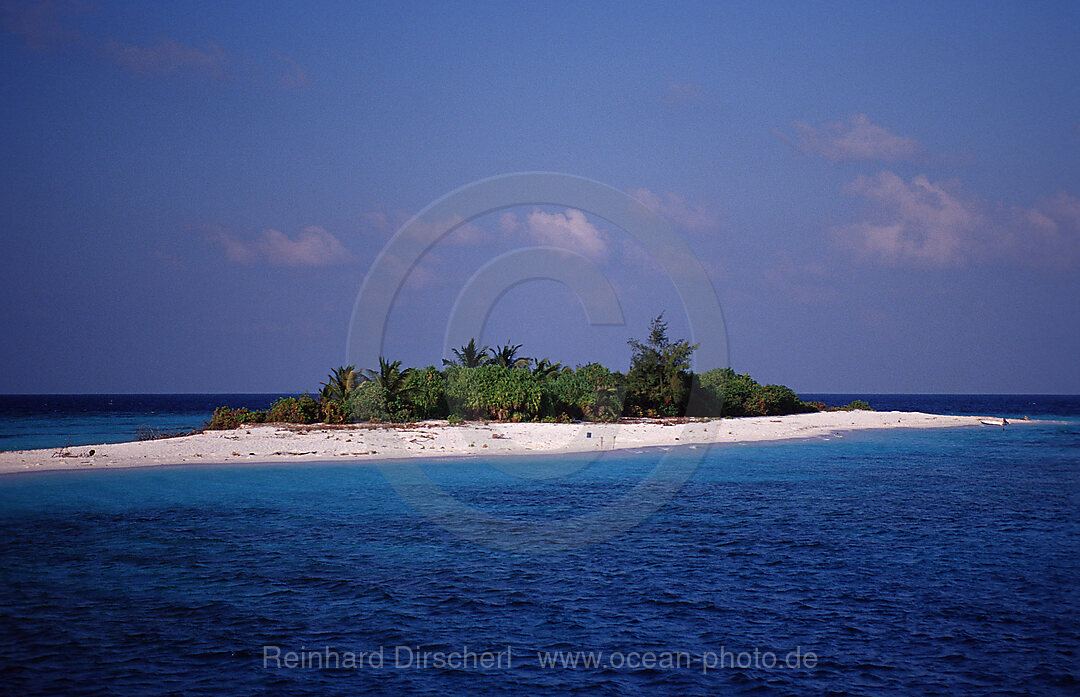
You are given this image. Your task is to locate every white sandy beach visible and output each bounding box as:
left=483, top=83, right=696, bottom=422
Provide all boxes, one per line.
left=0, top=410, right=1027, bottom=475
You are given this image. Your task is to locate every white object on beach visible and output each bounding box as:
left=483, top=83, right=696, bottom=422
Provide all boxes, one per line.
left=980, top=418, right=1008, bottom=427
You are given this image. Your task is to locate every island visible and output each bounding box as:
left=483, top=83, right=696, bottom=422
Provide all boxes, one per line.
left=0, top=317, right=1030, bottom=475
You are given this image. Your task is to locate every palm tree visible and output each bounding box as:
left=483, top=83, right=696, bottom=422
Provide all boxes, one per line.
left=491, top=342, right=530, bottom=369
left=320, top=365, right=362, bottom=403
left=531, top=357, right=563, bottom=377
left=443, top=338, right=490, bottom=368
left=367, top=357, right=410, bottom=411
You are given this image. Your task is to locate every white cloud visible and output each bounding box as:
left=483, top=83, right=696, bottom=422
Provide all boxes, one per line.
left=833, top=171, right=978, bottom=267
left=629, top=188, right=723, bottom=233
left=214, top=226, right=352, bottom=267
left=833, top=171, right=1080, bottom=268
left=789, top=114, right=921, bottom=162
left=1002, top=191, right=1080, bottom=269
left=361, top=209, right=486, bottom=246
left=516, top=208, right=608, bottom=259
left=497, top=211, right=519, bottom=234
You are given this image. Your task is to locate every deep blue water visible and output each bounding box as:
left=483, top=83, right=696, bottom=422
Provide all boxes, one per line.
left=1, top=396, right=1078, bottom=695
left=0, top=394, right=290, bottom=452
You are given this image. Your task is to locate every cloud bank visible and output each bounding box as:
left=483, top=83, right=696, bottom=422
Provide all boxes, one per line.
left=214, top=226, right=352, bottom=267
left=790, top=114, right=921, bottom=162
left=629, top=188, right=723, bottom=233
left=833, top=171, right=1080, bottom=268
left=500, top=208, right=609, bottom=260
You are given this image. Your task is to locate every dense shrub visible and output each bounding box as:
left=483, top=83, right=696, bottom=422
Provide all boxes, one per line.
left=688, top=368, right=814, bottom=417
left=744, top=384, right=808, bottom=417
left=320, top=399, right=349, bottom=424
left=207, top=325, right=847, bottom=425
left=205, top=406, right=271, bottom=430
left=241, top=408, right=269, bottom=424
left=688, top=368, right=755, bottom=417
left=550, top=363, right=624, bottom=421
left=439, top=363, right=625, bottom=422
left=206, top=406, right=241, bottom=430
left=346, top=381, right=391, bottom=422
left=401, top=366, right=448, bottom=420
left=445, top=365, right=544, bottom=421
left=807, top=400, right=874, bottom=412
left=268, top=395, right=320, bottom=424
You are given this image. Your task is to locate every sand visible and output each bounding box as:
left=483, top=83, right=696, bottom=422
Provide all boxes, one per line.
left=0, top=411, right=1030, bottom=476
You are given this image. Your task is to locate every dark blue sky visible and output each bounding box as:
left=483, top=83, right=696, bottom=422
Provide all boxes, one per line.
left=1, top=1, right=1078, bottom=393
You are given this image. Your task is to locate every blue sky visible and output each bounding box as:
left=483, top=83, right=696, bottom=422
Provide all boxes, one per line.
left=1, top=0, right=1078, bottom=394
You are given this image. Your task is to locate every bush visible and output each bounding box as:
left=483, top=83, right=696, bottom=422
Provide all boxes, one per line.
left=745, top=384, right=806, bottom=417
left=206, top=405, right=272, bottom=429
left=346, top=381, right=390, bottom=422
left=550, top=363, right=624, bottom=421
left=688, top=368, right=756, bottom=417
left=687, top=369, right=727, bottom=416
left=240, top=408, right=268, bottom=424
left=687, top=369, right=813, bottom=417
left=445, top=365, right=544, bottom=421
left=204, top=356, right=824, bottom=428
left=268, top=395, right=320, bottom=424
left=401, top=366, right=448, bottom=420
left=205, top=406, right=241, bottom=430
left=320, top=399, right=349, bottom=424
left=840, top=399, right=873, bottom=411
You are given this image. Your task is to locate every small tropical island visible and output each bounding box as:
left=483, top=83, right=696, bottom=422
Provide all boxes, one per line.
left=0, top=316, right=1012, bottom=475
left=204, top=315, right=871, bottom=430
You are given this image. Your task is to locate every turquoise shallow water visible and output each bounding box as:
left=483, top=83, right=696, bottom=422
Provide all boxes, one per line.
left=1, top=398, right=1078, bottom=695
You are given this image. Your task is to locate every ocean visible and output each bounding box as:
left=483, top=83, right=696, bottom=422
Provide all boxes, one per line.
left=1, top=395, right=1078, bottom=695
left=0, top=394, right=294, bottom=453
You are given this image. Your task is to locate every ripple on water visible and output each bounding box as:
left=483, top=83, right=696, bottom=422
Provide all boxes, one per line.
left=1, top=426, right=1078, bottom=696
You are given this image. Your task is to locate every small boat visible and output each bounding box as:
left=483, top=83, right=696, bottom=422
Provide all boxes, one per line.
left=980, top=418, right=1008, bottom=427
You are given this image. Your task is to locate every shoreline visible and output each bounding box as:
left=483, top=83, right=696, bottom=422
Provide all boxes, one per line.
left=0, top=411, right=1037, bottom=476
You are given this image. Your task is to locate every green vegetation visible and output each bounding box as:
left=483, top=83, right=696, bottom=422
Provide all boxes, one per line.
left=401, top=366, right=449, bottom=420
left=445, top=364, right=544, bottom=420
left=344, top=380, right=390, bottom=422
left=319, top=365, right=361, bottom=403
left=268, top=395, right=321, bottom=424
left=807, top=399, right=872, bottom=410
left=204, top=315, right=871, bottom=429
left=204, top=395, right=322, bottom=429
left=550, top=363, right=623, bottom=422
left=688, top=368, right=813, bottom=417
left=624, top=313, right=697, bottom=417
left=443, top=338, right=490, bottom=368
left=367, top=357, right=411, bottom=419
